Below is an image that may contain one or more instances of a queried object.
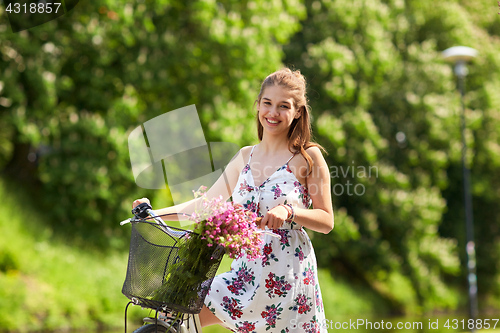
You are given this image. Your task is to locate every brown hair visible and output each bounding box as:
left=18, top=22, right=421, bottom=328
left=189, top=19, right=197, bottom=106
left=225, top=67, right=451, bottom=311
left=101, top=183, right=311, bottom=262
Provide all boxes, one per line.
left=255, top=68, right=325, bottom=175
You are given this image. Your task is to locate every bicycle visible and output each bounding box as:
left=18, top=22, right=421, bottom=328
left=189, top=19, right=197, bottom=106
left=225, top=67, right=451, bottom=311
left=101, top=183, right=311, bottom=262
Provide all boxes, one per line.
left=120, top=202, right=224, bottom=333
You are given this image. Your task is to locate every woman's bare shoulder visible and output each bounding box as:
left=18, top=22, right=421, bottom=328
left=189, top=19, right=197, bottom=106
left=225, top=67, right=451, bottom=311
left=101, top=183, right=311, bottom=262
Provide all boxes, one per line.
left=293, top=146, right=325, bottom=165
left=240, top=145, right=254, bottom=155
left=305, top=146, right=325, bottom=159
left=236, top=146, right=253, bottom=162
left=227, top=145, right=253, bottom=171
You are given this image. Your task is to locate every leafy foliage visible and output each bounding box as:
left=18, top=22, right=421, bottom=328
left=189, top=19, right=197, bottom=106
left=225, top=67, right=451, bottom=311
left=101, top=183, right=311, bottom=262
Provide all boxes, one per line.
left=0, top=0, right=304, bottom=247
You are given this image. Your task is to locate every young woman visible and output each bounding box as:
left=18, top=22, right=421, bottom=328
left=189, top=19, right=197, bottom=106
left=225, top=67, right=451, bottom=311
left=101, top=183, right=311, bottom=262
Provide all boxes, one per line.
left=133, top=68, right=333, bottom=332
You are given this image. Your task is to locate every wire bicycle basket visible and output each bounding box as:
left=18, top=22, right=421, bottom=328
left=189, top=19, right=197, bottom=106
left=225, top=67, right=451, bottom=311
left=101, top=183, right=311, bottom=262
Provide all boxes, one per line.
left=122, top=219, right=225, bottom=314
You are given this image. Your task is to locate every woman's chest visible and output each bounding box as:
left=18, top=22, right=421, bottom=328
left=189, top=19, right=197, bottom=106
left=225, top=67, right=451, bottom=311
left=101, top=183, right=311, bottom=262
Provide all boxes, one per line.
left=233, top=166, right=310, bottom=208
left=248, top=157, right=308, bottom=188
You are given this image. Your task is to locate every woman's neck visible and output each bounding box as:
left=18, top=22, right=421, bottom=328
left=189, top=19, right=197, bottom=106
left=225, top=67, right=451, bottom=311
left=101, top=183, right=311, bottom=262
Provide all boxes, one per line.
left=258, top=134, right=290, bottom=154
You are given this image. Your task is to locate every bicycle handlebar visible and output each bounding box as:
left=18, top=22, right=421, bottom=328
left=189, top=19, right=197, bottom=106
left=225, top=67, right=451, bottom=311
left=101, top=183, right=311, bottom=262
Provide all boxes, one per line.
left=120, top=203, right=189, bottom=238
left=132, top=202, right=153, bottom=219
left=120, top=203, right=280, bottom=239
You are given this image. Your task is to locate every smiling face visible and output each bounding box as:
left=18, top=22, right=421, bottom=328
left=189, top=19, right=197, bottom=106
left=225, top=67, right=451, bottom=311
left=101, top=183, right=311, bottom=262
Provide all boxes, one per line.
left=257, top=85, right=301, bottom=137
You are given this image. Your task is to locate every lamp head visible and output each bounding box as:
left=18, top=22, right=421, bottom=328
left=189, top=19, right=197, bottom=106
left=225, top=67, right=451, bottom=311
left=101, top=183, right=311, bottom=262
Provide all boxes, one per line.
left=442, top=46, right=478, bottom=63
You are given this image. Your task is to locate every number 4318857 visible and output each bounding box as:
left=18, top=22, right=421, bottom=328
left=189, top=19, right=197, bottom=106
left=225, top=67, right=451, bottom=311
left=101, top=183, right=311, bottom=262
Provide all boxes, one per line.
left=444, top=318, right=498, bottom=330
left=6, top=2, right=62, bottom=14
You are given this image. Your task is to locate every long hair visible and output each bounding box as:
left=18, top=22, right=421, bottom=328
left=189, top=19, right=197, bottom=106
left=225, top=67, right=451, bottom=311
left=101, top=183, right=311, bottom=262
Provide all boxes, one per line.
left=255, top=68, right=325, bottom=175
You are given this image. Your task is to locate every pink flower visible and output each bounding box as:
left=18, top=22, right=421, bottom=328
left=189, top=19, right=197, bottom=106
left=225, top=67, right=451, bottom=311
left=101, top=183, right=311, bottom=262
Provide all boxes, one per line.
left=188, top=190, right=263, bottom=261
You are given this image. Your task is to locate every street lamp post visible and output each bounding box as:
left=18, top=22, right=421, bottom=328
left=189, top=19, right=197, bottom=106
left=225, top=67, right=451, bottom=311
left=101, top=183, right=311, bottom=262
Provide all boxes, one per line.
left=442, top=46, right=479, bottom=327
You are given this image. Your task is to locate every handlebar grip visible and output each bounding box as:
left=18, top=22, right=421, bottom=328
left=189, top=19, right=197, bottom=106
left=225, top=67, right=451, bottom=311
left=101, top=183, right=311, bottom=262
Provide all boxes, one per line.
left=132, top=202, right=153, bottom=218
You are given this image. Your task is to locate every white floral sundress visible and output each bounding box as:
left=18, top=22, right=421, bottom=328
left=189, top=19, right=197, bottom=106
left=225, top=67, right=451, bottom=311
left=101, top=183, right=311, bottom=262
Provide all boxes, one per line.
left=205, top=146, right=327, bottom=333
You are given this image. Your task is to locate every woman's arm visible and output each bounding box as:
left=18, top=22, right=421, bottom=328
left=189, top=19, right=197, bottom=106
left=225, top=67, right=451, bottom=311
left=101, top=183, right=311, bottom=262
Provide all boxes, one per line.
left=294, top=146, right=334, bottom=234
left=294, top=147, right=334, bottom=234
left=259, top=146, right=334, bottom=233
left=132, top=147, right=248, bottom=220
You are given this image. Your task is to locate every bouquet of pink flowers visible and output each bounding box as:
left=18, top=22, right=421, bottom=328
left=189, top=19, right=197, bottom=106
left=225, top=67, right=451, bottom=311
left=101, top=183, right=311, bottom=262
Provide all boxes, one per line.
left=151, top=187, right=263, bottom=310
left=190, top=187, right=263, bottom=261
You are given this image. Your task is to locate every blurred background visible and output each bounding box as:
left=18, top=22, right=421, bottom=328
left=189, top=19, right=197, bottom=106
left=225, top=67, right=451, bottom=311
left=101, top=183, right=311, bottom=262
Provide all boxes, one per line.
left=1, top=0, right=500, bottom=332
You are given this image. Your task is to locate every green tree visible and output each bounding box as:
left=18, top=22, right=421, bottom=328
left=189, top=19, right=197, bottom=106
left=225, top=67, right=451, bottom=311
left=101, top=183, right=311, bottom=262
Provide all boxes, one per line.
left=0, top=0, right=306, bottom=248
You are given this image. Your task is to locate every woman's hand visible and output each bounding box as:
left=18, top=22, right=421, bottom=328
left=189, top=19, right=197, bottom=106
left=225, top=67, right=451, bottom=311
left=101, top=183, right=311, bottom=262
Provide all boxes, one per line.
left=259, top=205, right=290, bottom=230
left=132, top=197, right=150, bottom=209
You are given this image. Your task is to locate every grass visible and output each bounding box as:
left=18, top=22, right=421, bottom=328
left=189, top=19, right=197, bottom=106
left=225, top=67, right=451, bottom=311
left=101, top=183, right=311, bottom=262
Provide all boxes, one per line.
left=0, top=177, right=144, bottom=332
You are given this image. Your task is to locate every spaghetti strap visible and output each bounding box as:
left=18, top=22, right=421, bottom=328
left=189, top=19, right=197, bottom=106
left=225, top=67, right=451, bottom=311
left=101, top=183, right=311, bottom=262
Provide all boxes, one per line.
left=247, top=145, right=256, bottom=164
left=285, top=151, right=299, bottom=164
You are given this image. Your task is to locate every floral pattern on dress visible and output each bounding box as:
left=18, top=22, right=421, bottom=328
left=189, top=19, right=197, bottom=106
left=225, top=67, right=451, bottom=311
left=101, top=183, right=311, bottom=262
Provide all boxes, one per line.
left=294, top=180, right=312, bottom=208
left=289, top=294, right=313, bottom=314
left=303, top=262, right=316, bottom=286
left=243, top=196, right=258, bottom=213
left=272, top=229, right=291, bottom=250
left=236, top=262, right=256, bottom=285
left=223, top=263, right=256, bottom=296
left=277, top=164, right=288, bottom=172
left=204, top=145, right=327, bottom=332
left=315, top=285, right=324, bottom=311
left=261, top=303, right=283, bottom=331
left=225, top=279, right=245, bottom=296
left=261, top=243, right=278, bottom=267
left=221, top=296, right=244, bottom=320
left=235, top=321, right=256, bottom=333
left=303, top=315, right=322, bottom=333
left=242, top=164, right=250, bottom=174
left=206, top=301, right=216, bottom=314
left=271, top=184, right=285, bottom=200
left=238, top=179, right=254, bottom=197
left=294, top=245, right=306, bottom=263
left=265, top=272, right=292, bottom=298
